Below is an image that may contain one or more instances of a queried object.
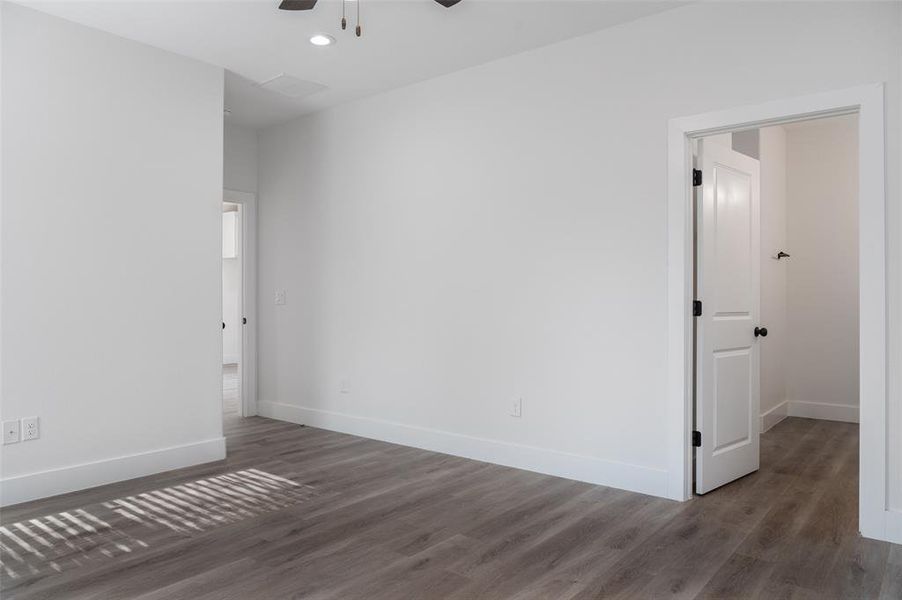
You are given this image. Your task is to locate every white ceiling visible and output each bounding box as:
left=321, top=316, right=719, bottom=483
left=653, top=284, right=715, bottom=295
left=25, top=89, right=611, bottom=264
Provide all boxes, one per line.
left=22, top=0, right=681, bottom=129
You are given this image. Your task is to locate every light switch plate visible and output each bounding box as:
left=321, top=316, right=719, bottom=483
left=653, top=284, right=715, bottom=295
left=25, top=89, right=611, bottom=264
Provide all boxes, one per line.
left=3, top=420, right=20, bottom=445
left=510, top=398, right=523, bottom=418
left=22, top=417, right=39, bottom=441
left=275, top=290, right=287, bottom=305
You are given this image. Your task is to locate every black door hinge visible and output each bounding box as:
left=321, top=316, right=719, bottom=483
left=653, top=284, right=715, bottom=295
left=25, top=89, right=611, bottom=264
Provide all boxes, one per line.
left=692, top=169, right=702, bottom=186
left=693, top=300, right=702, bottom=317
left=692, top=431, right=702, bottom=447
left=242, top=317, right=247, bottom=325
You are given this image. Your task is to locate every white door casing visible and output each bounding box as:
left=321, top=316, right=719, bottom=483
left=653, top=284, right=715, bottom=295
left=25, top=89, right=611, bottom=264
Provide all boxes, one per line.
left=695, top=139, right=761, bottom=495
left=667, top=84, right=890, bottom=542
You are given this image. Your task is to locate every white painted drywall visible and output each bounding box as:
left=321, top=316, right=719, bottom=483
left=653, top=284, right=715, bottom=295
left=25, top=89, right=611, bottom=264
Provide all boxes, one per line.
left=758, top=126, right=789, bottom=431
left=1, top=5, right=225, bottom=504
left=224, top=122, right=258, bottom=194
left=733, top=130, right=761, bottom=160
left=785, top=115, right=859, bottom=423
left=223, top=208, right=242, bottom=364
left=256, top=2, right=901, bottom=501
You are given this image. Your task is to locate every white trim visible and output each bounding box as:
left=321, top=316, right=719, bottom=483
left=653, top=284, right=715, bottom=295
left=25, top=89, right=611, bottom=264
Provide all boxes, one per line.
left=258, top=401, right=669, bottom=497
left=787, top=401, right=859, bottom=424
left=760, top=401, right=788, bottom=433
left=885, top=510, right=902, bottom=545
left=222, top=355, right=240, bottom=365
left=666, top=84, right=889, bottom=542
left=224, top=189, right=258, bottom=417
left=0, top=437, right=226, bottom=507
left=759, top=400, right=860, bottom=432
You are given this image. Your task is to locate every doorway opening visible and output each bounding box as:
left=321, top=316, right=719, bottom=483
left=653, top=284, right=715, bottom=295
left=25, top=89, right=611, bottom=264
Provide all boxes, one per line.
left=222, top=201, right=243, bottom=422
left=666, top=85, right=891, bottom=542
left=691, top=114, right=859, bottom=496
left=221, top=188, right=258, bottom=425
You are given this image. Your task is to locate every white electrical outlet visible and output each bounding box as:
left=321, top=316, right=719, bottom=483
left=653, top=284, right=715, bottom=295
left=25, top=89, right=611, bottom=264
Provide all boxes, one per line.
left=21, top=417, right=39, bottom=441
left=274, top=290, right=287, bottom=305
left=3, top=420, right=20, bottom=445
left=339, top=378, right=350, bottom=394
left=510, top=398, right=523, bottom=418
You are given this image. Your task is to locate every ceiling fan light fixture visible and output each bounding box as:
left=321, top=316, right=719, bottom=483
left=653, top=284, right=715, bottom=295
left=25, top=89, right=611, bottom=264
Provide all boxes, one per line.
left=309, top=33, right=335, bottom=46
left=279, top=0, right=318, bottom=10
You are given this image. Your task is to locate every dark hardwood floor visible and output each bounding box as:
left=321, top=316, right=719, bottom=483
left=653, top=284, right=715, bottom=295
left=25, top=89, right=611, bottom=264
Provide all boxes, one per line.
left=1, top=416, right=899, bottom=599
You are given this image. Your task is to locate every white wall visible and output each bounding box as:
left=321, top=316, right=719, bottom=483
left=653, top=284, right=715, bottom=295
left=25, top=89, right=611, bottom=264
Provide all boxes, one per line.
left=224, top=122, right=258, bottom=194
left=223, top=208, right=242, bottom=364
left=256, top=2, right=901, bottom=502
left=759, top=126, right=789, bottom=431
left=785, top=115, right=860, bottom=423
left=733, top=130, right=760, bottom=160
left=1, top=5, right=225, bottom=505
left=732, top=118, right=856, bottom=432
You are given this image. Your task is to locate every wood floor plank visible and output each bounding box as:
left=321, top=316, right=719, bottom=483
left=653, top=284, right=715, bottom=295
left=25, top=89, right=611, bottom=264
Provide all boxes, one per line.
left=879, top=546, right=902, bottom=599
left=694, top=554, right=775, bottom=599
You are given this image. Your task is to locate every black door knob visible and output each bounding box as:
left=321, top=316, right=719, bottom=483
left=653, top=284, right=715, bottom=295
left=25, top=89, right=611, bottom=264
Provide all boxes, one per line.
left=222, top=322, right=226, bottom=330
left=754, top=326, right=768, bottom=337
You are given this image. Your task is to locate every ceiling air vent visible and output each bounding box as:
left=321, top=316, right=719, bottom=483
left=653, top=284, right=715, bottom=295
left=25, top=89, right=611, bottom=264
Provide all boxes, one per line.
left=258, top=74, right=327, bottom=99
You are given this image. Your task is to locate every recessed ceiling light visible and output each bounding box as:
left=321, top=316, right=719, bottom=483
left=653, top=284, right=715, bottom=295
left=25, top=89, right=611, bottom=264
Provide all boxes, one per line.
left=309, top=34, right=335, bottom=46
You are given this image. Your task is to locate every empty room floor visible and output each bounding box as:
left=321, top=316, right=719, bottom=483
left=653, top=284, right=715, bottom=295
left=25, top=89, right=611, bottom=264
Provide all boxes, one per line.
left=1, top=417, right=899, bottom=599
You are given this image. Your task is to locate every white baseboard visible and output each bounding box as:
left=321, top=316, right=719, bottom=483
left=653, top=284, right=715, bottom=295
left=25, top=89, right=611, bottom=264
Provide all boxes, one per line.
left=787, top=400, right=859, bottom=423
left=884, top=510, right=902, bottom=544
left=0, top=437, right=226, bottom=507
left=861, top=508, right=902, bottom=545
left=258, top=401, right=668, bottom=498
left=760, top=401, right=789, bottom=433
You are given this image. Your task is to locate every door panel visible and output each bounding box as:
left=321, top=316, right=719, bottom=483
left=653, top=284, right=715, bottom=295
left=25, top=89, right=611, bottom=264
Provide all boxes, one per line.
left=713, top=348, right=752, bottom=454
left=713, top=167, right=753, bottom=314
left=695, top=139, right=761, bottom=495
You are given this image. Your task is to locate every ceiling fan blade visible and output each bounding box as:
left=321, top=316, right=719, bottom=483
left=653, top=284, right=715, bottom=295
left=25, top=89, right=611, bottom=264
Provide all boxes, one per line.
left=279, top=0, right=318, bottom=10
left=434, top=0, right=462, bottom=7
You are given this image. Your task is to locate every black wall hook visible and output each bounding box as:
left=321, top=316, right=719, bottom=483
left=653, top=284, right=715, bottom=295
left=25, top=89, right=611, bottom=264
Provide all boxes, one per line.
left=775, top=251, right=790, bottom=260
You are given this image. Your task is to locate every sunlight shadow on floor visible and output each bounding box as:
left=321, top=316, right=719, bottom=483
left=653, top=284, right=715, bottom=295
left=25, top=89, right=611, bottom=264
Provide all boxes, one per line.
left=0, top=469, right=317, bottom=584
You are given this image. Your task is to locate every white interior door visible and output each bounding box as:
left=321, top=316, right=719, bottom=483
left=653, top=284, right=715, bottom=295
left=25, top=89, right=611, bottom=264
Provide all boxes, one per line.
left=695, top=138, right=761, bottom=495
